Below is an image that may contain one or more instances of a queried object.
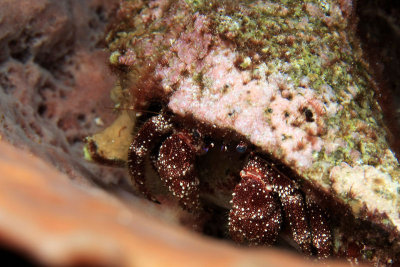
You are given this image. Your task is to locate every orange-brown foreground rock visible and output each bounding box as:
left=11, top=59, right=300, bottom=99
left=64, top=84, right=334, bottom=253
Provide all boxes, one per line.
left=0, top=141, right=354, bottom=267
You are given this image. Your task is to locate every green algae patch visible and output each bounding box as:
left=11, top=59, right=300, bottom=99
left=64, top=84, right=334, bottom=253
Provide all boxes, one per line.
left=186, top=0, right=368, bottom=98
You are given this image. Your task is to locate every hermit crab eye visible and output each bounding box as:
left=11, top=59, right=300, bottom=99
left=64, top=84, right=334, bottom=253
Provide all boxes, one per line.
left=236, top=142, right=247, bottom=153
left=192, top=129, right=201, bottom=139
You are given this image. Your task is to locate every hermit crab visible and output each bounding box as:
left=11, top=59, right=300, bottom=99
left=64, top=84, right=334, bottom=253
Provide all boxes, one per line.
left=85, top=0, right=400, bottom=264
left=127, top=110, right=331, bottom=257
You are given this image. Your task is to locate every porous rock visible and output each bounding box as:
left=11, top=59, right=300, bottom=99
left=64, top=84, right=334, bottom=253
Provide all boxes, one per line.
left=0, top=0, right=123, bottom=185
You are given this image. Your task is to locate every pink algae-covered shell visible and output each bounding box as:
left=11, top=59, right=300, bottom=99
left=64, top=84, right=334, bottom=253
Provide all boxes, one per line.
left=163, top=44, right=330, bottom=169
left=105, top=0, right=400, bottom=260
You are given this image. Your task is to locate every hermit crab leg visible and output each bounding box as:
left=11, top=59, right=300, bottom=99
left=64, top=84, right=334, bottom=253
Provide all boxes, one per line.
left=262, top=157, right=312, bottom=255
left=306, top=197, right=332, bottom=258
left=128, top=113, right=173, bottom=202
left=229, top=158, right=282, bottom=245
left=279, top=190, right=312, bottom=255
left=156, top=132, right=201, bottom=211
left=230, top=156, right=314, bottom=255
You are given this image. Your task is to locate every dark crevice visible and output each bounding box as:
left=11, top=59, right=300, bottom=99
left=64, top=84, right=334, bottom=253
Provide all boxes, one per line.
left=8, top=31, right=33, bottom=64
left=57, top=118, right=66, bottom=130
left=0, top=245, right=43, bottom=267
left=95, top=6, right=108, bottom=23
left=77, top=114, right=86, bottom=123
left=0, top=72, right=16, bottom=93
left=37, top=104, right=47, bottom=117
left=356, top=0, right=400, bottom=158
left=0, top=243, right=115, bottom=267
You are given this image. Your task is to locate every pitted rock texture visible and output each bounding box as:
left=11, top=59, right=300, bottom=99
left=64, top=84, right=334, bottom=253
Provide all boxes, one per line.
left=0, top=0, right=126, bottom=186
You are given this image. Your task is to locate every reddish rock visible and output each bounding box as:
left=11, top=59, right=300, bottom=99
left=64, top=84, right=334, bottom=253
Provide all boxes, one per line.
left=0, top=0, right=124, bottom=186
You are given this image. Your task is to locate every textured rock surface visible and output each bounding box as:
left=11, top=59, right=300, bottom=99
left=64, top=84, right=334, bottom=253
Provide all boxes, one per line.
left=0, top=0, right=126, bottom=186
left=103, top=0, right=400, bottom=263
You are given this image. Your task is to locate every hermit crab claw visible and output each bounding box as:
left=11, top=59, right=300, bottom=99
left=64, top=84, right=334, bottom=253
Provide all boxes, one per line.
left=229, top=156, right=331, bottom=258
left=128, top=112, right=202, bottom=211
left=128, top=113, right=174, bottom=203
left=155, top=131, right=202, bottom=211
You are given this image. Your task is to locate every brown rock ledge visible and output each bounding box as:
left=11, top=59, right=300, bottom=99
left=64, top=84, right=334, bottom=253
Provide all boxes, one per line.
left=0, top=141, right=353, bottom=267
